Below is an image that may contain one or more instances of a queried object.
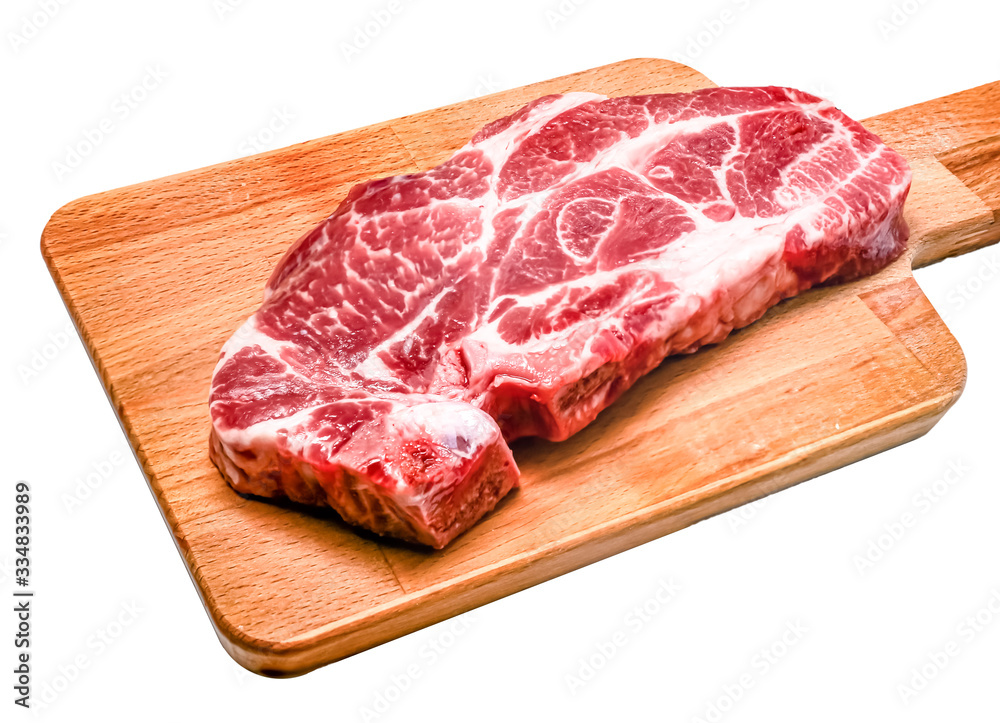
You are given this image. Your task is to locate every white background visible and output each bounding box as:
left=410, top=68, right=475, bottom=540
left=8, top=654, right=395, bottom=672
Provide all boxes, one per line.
left=2, top=0, right=998, bottom=720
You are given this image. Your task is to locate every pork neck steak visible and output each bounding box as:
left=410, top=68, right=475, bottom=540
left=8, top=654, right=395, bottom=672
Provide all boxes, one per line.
left=209, top=87, right=912, bottom=548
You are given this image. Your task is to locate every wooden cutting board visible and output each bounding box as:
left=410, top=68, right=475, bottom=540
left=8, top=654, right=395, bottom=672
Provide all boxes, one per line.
left=41, top=58, right=1000, bottom=676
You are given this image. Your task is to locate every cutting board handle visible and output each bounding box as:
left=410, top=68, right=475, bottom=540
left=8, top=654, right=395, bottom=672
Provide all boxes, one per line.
left=864, top=81, right=1000, bottom=266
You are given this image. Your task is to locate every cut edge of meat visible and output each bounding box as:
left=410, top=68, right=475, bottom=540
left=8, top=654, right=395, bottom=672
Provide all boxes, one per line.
left=209, top=402, right=520, bottom=549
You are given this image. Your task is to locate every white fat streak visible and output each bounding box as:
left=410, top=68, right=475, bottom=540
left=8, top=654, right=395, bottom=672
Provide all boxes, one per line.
left=219, top=404, right=320, bottom=454
left=470, top=92, right=609, bottom=162
left=215, top=316, right=291, bottom=377
left=211, top=315, right=333, bottom=454
left=465, top=214, right=788, bottom=359
left=342, top=92, right=611, bottom=380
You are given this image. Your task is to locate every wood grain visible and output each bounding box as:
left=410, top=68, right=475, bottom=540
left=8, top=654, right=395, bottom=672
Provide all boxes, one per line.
left=865, top=79, right=1000, bottom=261
left=41, top=59, right=1000, bottom=675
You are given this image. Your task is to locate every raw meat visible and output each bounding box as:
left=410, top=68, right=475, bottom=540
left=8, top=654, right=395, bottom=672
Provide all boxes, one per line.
left=209, top=86, right=912, bottom=548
